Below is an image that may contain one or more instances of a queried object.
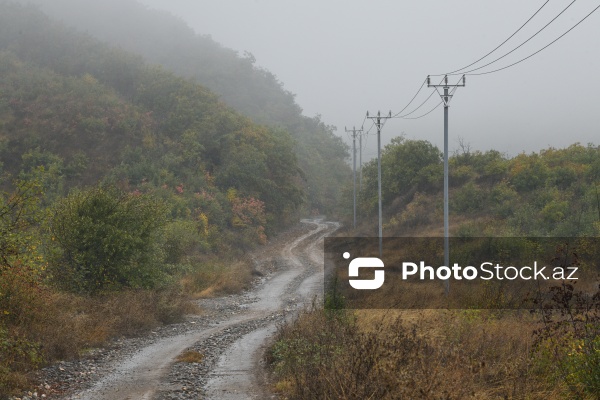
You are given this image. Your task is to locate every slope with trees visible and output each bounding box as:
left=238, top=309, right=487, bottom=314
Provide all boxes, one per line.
left=355, top=137, right=600, bottom=237
left=0, top=3, right=326, bottom=395
left=16, top=0, right=351, bottom=213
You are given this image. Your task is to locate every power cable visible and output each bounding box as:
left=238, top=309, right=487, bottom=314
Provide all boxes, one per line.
left=364, top=119, right=377, bottom=136
left=467, top=3, right=600, bottom=76
left=439, top=0, right=577, bottom=76
left=359, top=112, right=368, bottom=131
left=395, top=89, right=437, bottom=118
left=401, top=100, right=443, bottom=120
left=401, top=79, right=461, bottom=120
left=442, top=0, right=550, bottom=75
left=393, top=76, right=444, bottom=119
left=391, top=78, right=427, bottom=117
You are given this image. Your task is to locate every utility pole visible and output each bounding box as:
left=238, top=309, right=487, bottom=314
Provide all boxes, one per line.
left=427, top=75, right=466, bottom=295
left=359, top=130, right=363, bottom=193
left=366, top=111, right=392, bottom=257
left=346, top=126, right=363, bottom=229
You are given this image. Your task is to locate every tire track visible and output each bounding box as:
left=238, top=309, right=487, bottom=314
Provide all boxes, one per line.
left=202, top=218, right=338, bottom=399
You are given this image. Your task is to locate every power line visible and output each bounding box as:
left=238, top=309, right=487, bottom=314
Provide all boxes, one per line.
left=358, top=1, right=599, bottom=135
left=467, top=3, right=600, bottom=76
left=395, top=77, right=460, bottom=121
left=359, top=112, right=368, bottom=131
left=364, top=119, right=377, bottom=136
left=401, top=100, right=443, bottom=120
left=392, top=76, right=444, bottom=119
left=391, top=78, right=428, bottom=117
left=395, top=88, right=437, bottom=118
left=441, top=0, right=550, bottom=76
left=436, top=0, right=577, bottom=77
left=395, top=2, right=599, bottom=124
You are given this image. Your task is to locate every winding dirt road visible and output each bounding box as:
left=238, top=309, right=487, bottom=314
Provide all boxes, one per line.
left=62, top=218, right=337, bottom=400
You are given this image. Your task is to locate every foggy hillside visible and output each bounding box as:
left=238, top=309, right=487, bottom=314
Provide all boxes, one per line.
left=0, top=2, right=308, bottom=233
left=14, top=0, right=351, bottom=213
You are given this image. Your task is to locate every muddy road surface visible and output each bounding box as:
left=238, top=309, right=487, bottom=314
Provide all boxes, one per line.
left=44, top=218, right=338, bottom=400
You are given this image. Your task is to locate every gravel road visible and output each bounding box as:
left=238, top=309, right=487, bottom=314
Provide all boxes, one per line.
left=19, top=218, right=337, bottom=400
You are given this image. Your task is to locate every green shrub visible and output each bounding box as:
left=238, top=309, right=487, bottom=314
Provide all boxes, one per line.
left=0, top=262, right=50, bottom=398
left=532, top=253, right=600, bottom=399
left=48, top=185, right=169, bottom=294
left=452, top=181, right=486, bottom=213
left=161, top=219, right=205, bottom=265
left=562, top=336, right=600, bottom=396
left=0, top=327, right=42, bottom=398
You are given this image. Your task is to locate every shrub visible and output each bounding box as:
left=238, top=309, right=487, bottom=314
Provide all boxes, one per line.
left=531, top=246, right=600, bottom=398
left=451, top=181, right=486, bottom=213
left=161, top=219, right=206, bottom=265
left=0, top=328, right=42, bottom=398
left=489, top=180, right=519, bottom=218
left=0, top=264, right=47, bottom=397
left=268, top=309, right=478, bottom=399
left=532, top=281, right=600, bottom=398
left=48, top=185, right=169, bottom=294
left=509, top=153, right=549, bottom=192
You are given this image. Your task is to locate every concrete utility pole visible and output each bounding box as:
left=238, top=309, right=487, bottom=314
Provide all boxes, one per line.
left=366, top=111, right=392, bottom=257
left=359, top=130, right=363, bottom=193
left=346, top=126, right=363, bottom=229
left=427, top=75, right=466, bottom=295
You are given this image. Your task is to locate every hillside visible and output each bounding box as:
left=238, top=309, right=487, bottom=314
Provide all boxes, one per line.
left=354, top=136, right=600, bottom=237
left=0, top=4, right=329, bottom=394
left=15, top=0, right=351, bottom=213
left=0, top=3, right=308, bottom=230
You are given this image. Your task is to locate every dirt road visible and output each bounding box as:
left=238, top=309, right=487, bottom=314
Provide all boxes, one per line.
left=54, top=218, right=337, bottom=400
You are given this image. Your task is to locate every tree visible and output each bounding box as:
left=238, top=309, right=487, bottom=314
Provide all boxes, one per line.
left=48, top=186, right=168, bottom=294
left=361, top=138, right=442, bottom=212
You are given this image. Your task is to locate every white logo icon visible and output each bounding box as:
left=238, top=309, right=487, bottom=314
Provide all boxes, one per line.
left=345, top=253, right=385, bottom=290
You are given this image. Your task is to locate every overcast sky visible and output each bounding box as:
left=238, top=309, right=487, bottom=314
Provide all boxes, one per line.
left=138, top=0, right=599, bottom=158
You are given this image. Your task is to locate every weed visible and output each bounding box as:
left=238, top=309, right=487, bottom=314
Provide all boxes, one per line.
left=176, top=350, right=204, bottom=364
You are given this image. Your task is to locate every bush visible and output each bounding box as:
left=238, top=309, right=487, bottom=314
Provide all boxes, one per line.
left=268, top=309, right=477, bottom=399
left=162, top=219, right=206, bottom=265
left=0, top=264, right=47, bottom=397
left=532, top=278, right=600, bottom=398
left=451, top=181, right=486, bottom=213
left=489, top=180, right=518, bottom=218
left=48, top=185, right=169, bottom=294
left=0, top=328, right=42, bottom=398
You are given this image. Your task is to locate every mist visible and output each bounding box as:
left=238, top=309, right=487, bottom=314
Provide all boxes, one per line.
left=135, top=0, right=600, bottom=158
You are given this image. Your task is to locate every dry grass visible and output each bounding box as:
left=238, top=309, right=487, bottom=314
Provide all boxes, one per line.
left=268, top=306, right=571, bottom=399
left=42, top=287, right=193, bottom=353
left=0, top=286, right=193, bottom=396
left=176, top=350, right=204, bottom=364
left=181, top=257, right=254, bottom=298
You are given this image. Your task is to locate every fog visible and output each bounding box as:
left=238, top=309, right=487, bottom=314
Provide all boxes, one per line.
left=135, top=0, right=599, bottom=158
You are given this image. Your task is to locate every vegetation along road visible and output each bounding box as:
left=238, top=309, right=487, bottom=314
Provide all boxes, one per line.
left=43, top=219, right=338, bottom=400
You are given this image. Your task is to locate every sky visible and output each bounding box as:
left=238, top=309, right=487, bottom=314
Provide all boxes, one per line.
left=137, top=0, right=600, bottom=158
